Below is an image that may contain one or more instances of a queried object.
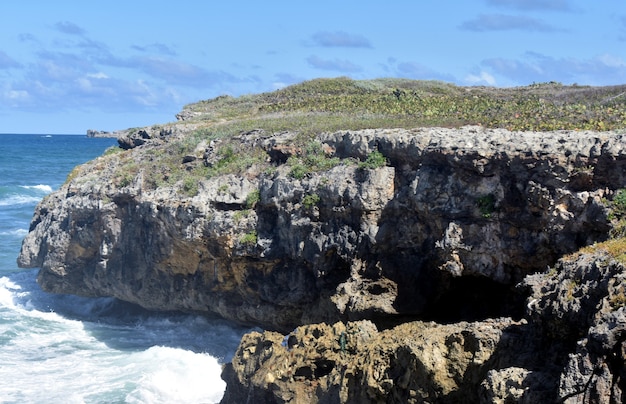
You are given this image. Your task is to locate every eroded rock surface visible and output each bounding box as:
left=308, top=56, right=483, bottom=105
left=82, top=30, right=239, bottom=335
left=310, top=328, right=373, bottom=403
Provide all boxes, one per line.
left=16, top=124, right=626, bottom=402
left=221, top=318, right=533, bottom=403
left=18, top=126, right=626, bottom=332
left=222, top=252, right=626, bottom=403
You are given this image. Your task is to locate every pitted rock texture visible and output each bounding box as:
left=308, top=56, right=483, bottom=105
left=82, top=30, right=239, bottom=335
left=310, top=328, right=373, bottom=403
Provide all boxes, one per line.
left=222, top=252, right=626, bottom=403
left=524, top=251, right=626, bottom=403
left=220, top=318, right=556, bottom=403
left=17, top=126, right=626, bottom=331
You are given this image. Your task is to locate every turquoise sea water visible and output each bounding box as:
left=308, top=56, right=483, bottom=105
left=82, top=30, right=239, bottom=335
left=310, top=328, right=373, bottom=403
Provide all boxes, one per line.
left=0, top=134, right=250, bottom=403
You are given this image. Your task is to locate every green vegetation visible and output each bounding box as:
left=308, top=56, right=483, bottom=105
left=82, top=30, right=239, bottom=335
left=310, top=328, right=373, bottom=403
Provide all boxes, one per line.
left=245, top=189, right=260, bottom=209
left=182, top=177, right=199, bottom=197
left=240, top=230, right=257, bottom=246
left=288, top=140, right=342, bottom=179
left=233, top=209, right=250, bottom=224
left=302, top=193, right=321, bottom=210
left=612, top=189, right=626, bottom=216
left=359, top=151, right=387, bottom=170
left=104, top=77, right=626, bottom=199
left=182, top=77, right=626, bottom=133
left=575, top=238, right=626, bottom=265
left=608, top=189, right=626, bottom=238
left=477, top=194, right=496, bottom=218
left=103, top=145, right=123, bottom=156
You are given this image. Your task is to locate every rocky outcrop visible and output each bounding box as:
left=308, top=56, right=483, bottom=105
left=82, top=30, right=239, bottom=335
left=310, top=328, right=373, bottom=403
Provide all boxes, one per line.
left=18, top=126, right=626, bottom=332
left=221, top=318, right=542, bottom=403
left=525, top=250, right=626, bottom=402
left=221, top=251, right=626, bottom=403
left=86, top=129, right=125, bottom=138
left=17, top=124, right=626, bottom=402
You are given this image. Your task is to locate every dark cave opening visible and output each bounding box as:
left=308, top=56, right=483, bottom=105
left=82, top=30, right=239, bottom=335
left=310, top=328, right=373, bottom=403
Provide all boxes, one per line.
left=420, top=274, right=526, bottom=324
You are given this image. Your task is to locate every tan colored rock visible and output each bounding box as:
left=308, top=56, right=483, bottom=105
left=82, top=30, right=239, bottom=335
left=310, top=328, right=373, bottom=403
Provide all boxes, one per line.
left=221, top=318, right=527, bottom=403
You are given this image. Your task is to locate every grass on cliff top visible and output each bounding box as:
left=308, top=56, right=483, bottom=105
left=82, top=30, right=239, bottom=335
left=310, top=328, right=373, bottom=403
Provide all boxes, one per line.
left=105, top=77, right=626, bottom=196
left=182, top=77, right=626, bottom=136
left=564, top=189, right=626, bottom=265
left=569, top=238, right=626, bottom=265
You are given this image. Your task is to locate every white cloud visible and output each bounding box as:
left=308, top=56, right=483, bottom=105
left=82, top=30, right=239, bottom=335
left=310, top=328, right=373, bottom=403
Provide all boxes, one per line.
left=54, top=21, right=86, bottom=36
left=486, top=0, right=572, bottom=11
left=482, top=52, right=626, bottom=85
left=460, top=14, right=563, bottom=32
left=272, top=82, right=288, bottom=90
left=0, top=50, right=22, bottom=69
left=306, top=55, right=363, bottom=72
left=465, top=71, right=497, bottom=86
left=598, top=54, right=626, bottom=68
left=6, top=90, right=29, bottom=100
left=87, top=72, right=109, bottom=79
left=310, top=31, right=372, bottom=48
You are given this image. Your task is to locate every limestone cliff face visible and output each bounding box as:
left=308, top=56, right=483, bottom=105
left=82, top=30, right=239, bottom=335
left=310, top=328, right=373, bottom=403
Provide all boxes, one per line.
left=222, top=251, right=626, bottom=403
left=17, top=126, right=626, bottom=332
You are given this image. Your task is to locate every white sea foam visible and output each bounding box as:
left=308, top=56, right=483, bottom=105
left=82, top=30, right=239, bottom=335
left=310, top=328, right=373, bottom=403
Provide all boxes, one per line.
left=0, top=194, right=42, bottom=206
left=0, top=228, right=28, bottom=237
left=0, top=271, right=247, bottom=403
left=0, top=276, right=21, bottom=308
left=20, top=184, right=53, bottom=193
left=125, top=346, right=226, bottom=403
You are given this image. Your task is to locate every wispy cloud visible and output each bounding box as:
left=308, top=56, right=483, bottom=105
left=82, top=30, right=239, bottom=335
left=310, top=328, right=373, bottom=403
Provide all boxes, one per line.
left=272, top=72, right=305, bottom=89
left=486, top=0, right=572, bottom=11
left=460, top=14, right=563, bottom=32
left=310, top=31, right=372, bottom=48
left=465, top=71, right=497, bottom=86
left=134, top=56, right=239, bottom=87
left=54, top=21, right=86, bottom=36
left=18, top=33, right=38, bottom=43
left=4, top=60, right=180, bottom=113
left=1, top=24, right=249, bottom=116
left=0, top=51, right=21, bottom=69
left=307, top=55, right=363, bottom=72
left=131, top=43, right=178, bottom=56
left=483, top=52, right=626, bottom=85
left=620, top=16, right=626, bottom=41
left=395, top=62, right=457, bottom=82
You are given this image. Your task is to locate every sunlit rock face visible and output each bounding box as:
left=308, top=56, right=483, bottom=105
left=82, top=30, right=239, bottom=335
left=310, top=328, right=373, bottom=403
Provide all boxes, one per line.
left=18, top=126, right=626, bottom=331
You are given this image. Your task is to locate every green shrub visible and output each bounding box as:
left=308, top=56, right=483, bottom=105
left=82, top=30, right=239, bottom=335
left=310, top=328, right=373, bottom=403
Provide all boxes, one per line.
left=477, top=194, right=496, bottom=218
left=103, top=146, right=123, bottom=156
left=287, top=141, right=341, bottom=179
left=245, top=189, right=260, bottom=208
left=609, top=189, right=626, bottom=238
left=240, top=230, right=257, bottom=246
left=359, top=151, right=387, bottom=169
left=233, top=209, right=250, bottom=224
left=182, top=177, right=198, bottom=196
left=303, top=193, right=321, bottom=210
left=289, top=159, right=308, bottom=179
left=216, top=146, right=236, bottom=168
left=613, top=189, right=626, bottom=216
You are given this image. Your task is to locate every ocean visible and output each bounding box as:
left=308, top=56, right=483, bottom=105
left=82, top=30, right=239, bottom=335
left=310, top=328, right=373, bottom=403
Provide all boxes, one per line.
left=0, top=134, right=251, bottom=403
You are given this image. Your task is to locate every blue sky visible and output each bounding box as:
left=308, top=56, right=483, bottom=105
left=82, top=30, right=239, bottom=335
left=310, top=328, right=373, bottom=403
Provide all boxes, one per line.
left=1, top=0, right=625, bottom=134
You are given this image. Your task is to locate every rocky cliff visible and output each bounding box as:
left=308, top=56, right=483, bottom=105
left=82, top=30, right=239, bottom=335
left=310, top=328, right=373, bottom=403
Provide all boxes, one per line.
left=16, top=78, right=626, bottom=402
left=222, top=249, right=626, bottom=403
left=18, top=126, right=625, bottom=331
